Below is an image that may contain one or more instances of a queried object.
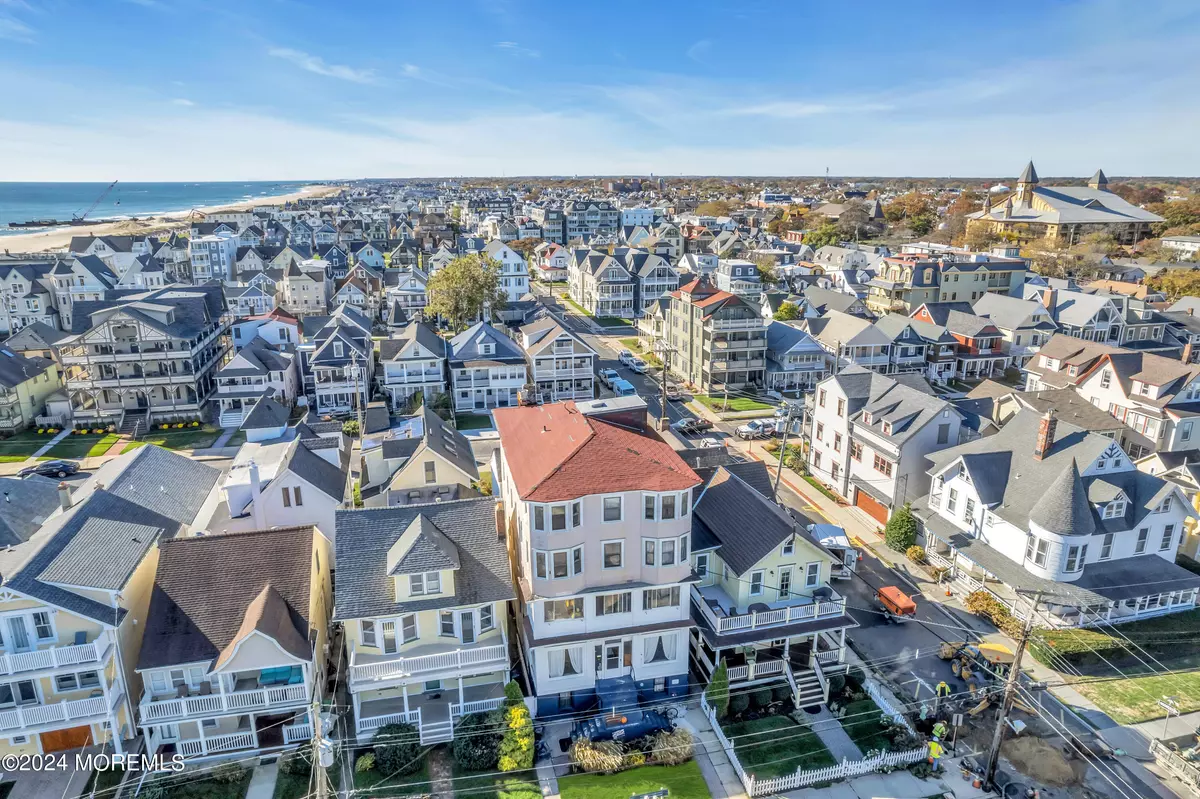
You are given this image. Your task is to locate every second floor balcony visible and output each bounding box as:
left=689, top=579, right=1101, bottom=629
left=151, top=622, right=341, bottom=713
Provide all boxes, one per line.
left=0, top=629, right=114, bottom=679
left=348, top=642, right=508, bottom=688
left=0, top=689, right=124, bottom=735
left=139, top=665, right=309, bottom=723
left=691, top=583, right=845, bottom=636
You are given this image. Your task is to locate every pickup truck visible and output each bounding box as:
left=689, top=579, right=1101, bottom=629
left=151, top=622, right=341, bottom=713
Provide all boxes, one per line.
left=735, top=419, right=775, bottom=440
left=598, top=368, right=620, bottom=389
left=617, top=350, right=634, bottom=366
left=671, top=416, right=714, bottom=435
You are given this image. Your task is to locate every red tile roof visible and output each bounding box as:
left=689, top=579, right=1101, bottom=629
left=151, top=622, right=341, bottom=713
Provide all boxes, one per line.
left=493, top=402, right=700, bottom=502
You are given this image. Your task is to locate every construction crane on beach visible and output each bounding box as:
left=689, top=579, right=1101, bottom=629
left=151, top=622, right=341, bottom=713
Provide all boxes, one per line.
left=72, top=180, right=119, bottom=223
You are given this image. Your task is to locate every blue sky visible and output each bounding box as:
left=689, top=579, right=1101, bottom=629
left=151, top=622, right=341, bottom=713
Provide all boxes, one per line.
left=1, top=0, right=1198, bottom=180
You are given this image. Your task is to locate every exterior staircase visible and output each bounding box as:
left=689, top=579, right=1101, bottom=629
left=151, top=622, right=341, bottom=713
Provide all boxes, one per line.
left=119, top=410, right=147, bottom=438
left=219, top=408, right=245, bottom=428
left=419, top=719, right=454, bottom=745
left=789, top=666, right=826, bottom=709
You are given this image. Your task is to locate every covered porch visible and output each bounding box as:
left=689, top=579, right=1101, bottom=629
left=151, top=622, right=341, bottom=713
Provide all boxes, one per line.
left=149, top=709, right=311, bottom=760
left=355, top=678, right=507, bottom=744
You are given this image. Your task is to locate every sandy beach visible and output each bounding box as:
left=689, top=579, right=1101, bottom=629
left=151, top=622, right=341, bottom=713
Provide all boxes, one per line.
left=0, top=184, right=344, bottom=253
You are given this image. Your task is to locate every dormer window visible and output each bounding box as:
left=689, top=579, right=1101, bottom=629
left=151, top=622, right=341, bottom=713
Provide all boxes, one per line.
left=409, top=571, right=441, bottom=596
left=881, top=421, right=892, bottom=435
left=333, top=342, right=344, bottom=358
left=1100, top=371, right=1111, bottom=389
left=1102, top=498, right=1126, bottom=519
left=1158, top=496, right=1174, bottom=514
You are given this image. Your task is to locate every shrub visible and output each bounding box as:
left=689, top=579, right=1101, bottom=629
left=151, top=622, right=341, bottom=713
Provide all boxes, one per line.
left=771, top=685, right=792, bottom=703
left=708, top=660, right=730, bottom=719
left=210, top=764, right=247, bottom=784
left=884, top=503, right=918, bottom=552
left=92, top=428, right=105, bottom=434
left=568, top=738, right=626, bottom=774
left=751, top=688, right=773, bottom=709
left=139, top=785, right=166, bottom=799
left=373, top=723, right=422, bottom=776
left=452, top=711, right=502, bottom=770
left=647, top=728, right=694, bottom=765
left=906, top=545, right=926, bottom=564
left=729, top=692, right=749, bottom=716
left=343, top=419, right=361, bottom=437
left=623, top=750, right=647, bottom=768
left=355, top=753, right=376, bottom=773
left=37, top=428, right=44, bottom=434
left=191, top=420, right=200, bottom=427
left=498, top=701, right=534, bottom=772
left=502, top=679, right=524, bottom=708
left=278, top=750, right=312, bottom=776
left=826, top=674, right=846, bottom=698
left=965, top=591, right=1024, bottom=638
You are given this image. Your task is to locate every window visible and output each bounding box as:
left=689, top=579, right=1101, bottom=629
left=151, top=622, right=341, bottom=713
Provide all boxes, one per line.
left=596, top=592, right=631, bottom=616
left=816, top=422, right=824, bottom=441
left=850, top=441, right=863, bottom=461
left=572, top=502, right=581, bottom=526
left=552, top=550, right=570, bottom=578
left=282, top=486, right=291, bottom=507
left=480, top=605, right=494, bottom=631
left=947, top=488, right=958, bottom=513
left=660, top=539, right=676, bottom=566
left=644, top=539, right=656, bottom=566
left=603, top=541, right=623, bottom=569
left=1100, top=533, right=1114, bottom=560
left=937, top=424, right=950, bottom=445
left=401, top=615, right=417, bottom=644
left=1025, top=536, right=1048, bottom=567
left=781, top=538, right=795, bottom=556
left=1100, top=370, right=1111, bottom=389
left=661, top=495, right=676, bottom=520
left=292, top=486, right=303, bottom=506
left=440, top=611, right=456, bottom=636
left=603, top=496, right=622, bottom=522
left=1158, top=496, right=1174, bottom=513
left=645, top=633, right=678, bottom=663
left=644, top=495, right=656, bottom=520
left=679, top=534, right=689, bottom=561
left=1183, top=421, right=1194, bottom=443
left=544, top=598, right=583, bottom=622
left=79, top=671, right=99, bottom=689
left=32, top=612, right=52, bottom=640
left=695, top=553, right=709, bottom=576
left=424, top=461, right=436, bottom=484
left=873, top=455, right=893, bottom=476
left=361, top=620, right=377, bottom=647
left=749, top=571, right=764, bottom=596
left=805, top=562, right=821, bottom=587
left=1161, top=525, right=1176, bottom=551
left=535, top=551, right=547, bottom=579
left=833, top=433, right=842, bottom=452
left=409, top=572, right=441, bottom=596
left=779, top=569, right=792, bottom=598
left=643, top=586, right=680, bottom=610
left=819, top=389, right=826, bottom=407
left=1103, top=499, right=1126, bottom=519
left=1065, top=544, right=1086, bottom=573
left=1136, top=528, right=1149, bottom=554
left=534, top=506, right=545, bottom=531
left=680, top=492, right=690, bottom=517
left=55, top=673, right=79, bottom=692
left=551, top=505, right=567, bottom=531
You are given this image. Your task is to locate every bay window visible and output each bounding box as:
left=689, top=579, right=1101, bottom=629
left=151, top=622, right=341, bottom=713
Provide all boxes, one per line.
left=642, top=586, right=680, bottom=610
left=544, top=598, right=583, bottom=622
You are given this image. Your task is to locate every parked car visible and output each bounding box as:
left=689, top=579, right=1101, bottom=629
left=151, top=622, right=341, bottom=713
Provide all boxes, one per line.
left=20, top=459, right=80, bottom=479
left=735, top=420, right=773, bottom=440
left=599, top=368, right=620, bottom=389
left=572, top=709, right=672, bottom=743
left=665, top=385, right=683, bottom=402
left=612, top=378, right=638, bottom=397
left=617, top=349, right=634, bottom=366
left=629, top=358, right=648, bottom=374
left=671, top=416, right=713, bottom=435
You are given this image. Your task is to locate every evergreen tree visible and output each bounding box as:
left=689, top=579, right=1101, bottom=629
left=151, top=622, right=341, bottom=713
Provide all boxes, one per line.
left=884, top=502, right=919, bottom=553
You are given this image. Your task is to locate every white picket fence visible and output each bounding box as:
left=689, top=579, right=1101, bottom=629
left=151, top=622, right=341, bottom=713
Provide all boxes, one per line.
left=864, top=678, right=916, bottom=734
left=702, top=687, right=925, bottom=797
left=747, top=747, right=928, bottom=795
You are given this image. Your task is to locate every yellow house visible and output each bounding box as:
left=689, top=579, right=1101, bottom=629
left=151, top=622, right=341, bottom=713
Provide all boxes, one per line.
left=0, top=347, right=61, bottom=432
left=359, top=407, right=480, bottom=507
left=335, top=498, right=514, bottom=744
left=135, top=525, right=332, bottom=760
left=690, top=467, right=857, bottom=705
left=0, top=445, right=220, bottom=756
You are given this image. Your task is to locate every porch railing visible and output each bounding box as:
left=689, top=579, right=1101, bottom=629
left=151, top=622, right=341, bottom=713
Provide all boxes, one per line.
left=177, top=730, right=257, bottom=758
left=140, top=683, right=308, bottom=723
left=450, top=697, right=505, bottom=719
left=693, top=591, right=846, bottom=635
left=357, top=708, right=421, bottom=735
left=726, top=658, right=787, bottom=683
left=349, top=644, right=508, bottom=684
left=0, top=630, right=113, bottom=677
left=0, top=691, right=121, bottom=733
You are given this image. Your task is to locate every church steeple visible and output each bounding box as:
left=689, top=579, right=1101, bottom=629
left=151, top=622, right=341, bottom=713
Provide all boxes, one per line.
left=1016, top=161, right=1038, bottom=205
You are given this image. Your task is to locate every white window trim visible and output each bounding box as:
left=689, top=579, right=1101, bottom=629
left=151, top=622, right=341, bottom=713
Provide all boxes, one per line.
left=601, top=495, right=624, bottom=523
left=749, top=570, right=765, bottom=596
left=601, top=539, right=624, bottom=570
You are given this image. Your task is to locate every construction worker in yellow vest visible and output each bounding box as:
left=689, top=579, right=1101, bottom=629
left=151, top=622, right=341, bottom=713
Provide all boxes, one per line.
left=932, top=720, right=948, bottom=741
left=928, top=739, right=944, bottom=771
left=936, top=681, right=951, bottom=699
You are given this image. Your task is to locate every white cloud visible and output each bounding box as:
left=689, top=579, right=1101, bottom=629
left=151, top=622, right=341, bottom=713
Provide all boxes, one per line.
left=267, top=47, right=377, bottom=84
left=494, top=41, right=540, bottom=58
left=725, top=101, right=894, bottom=119
left=0, top=15, right=32, bottom=41
left=686, top=39, right=711, bottom=62
left=170, top=98, right=195, bottom=106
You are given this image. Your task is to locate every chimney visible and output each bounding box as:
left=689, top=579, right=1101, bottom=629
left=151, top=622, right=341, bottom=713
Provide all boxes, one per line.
left=1041, top=287, right=1057, bottom=312
left=57, top=481, right=73, bottom=512
left=1184, top=340, right=1194, bottom=365
left=1034, top=410, right=1057, bottom=461
left=248, top=460, right=266, bottom=530
left=494, top=500, right=506, bottom=542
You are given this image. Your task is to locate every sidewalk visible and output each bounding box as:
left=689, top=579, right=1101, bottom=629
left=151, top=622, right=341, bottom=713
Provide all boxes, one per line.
left=806, top=707, right=863, bottom=762
left=779, top=761, right=991, bottom=799
left=678, top=705, right=748, bottom=799
left=245, top=760, right=279, bottom=799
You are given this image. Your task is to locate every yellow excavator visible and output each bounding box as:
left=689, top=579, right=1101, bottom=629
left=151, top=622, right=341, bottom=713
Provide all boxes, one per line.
left=939, top=642, right=1035, bottom=716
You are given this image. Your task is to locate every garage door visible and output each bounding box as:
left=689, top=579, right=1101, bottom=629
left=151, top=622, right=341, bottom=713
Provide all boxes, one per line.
left=854, top=488, right=889, bottom=525
left=42, top=724, right=93, bottom=753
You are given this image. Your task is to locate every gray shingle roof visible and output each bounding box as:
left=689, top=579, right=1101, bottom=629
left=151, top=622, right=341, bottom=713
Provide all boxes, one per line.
left=0, top=477, right=60, bottom=548
left=389, top=515, right=461, bottom=574
left=1029, top=459, right=1096, bottom=537
left=693, top=467, right=798, bottom=575
left=334, top=498, right=514, bottom=620
left=282, top=438, right=348, bottom=501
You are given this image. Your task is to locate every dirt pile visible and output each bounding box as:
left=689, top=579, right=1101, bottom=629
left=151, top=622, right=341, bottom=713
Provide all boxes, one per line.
left=1001, top=736, right=1078, bottom=786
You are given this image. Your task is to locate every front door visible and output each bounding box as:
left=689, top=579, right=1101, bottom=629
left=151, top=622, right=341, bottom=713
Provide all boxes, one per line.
left=6, top=617, right=30, bottom=652
left=459, top=612, right=475, bottom=645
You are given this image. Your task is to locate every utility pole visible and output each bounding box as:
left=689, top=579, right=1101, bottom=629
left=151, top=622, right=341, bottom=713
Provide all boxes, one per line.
left=984, top=590, right=1042, bottom=790
left=312, top=698, right=332, bottom=799
left=772, top=402, right=797, bottom=499
left=350, top=348, right=364, bottom=439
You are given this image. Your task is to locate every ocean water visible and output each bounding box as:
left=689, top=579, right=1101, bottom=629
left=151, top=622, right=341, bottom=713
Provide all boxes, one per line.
left=0, top=181, right=316, bottom=236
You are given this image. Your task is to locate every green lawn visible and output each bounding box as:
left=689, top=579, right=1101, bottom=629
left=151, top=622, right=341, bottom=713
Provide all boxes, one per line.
left=692, top=395, right=774, bottom=413
left=722, top=716, right=836, bottom=778
left=0, top=428, right=55, bottom=459
left=618, top=337, right=663, bottom=367
left=839, top=699, right=894, bottom=754
left=455, top=414, right=493, bottom=430
left=272, top=765, right=312, bottom=799
left=559, top=762, right=710, bottom=799
left=449, top=761, right=540, bottom=799
left=351, top=760, right=431, bottom=797
left=122, top=426, right=221, bottom=453
left=83, top=765, right=127, bottom=797
left=46, top=433, right=120, bottom=459
left=1072, top=662, right=1200, bottom=724
left=563, top=297, right=590, bottom=316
